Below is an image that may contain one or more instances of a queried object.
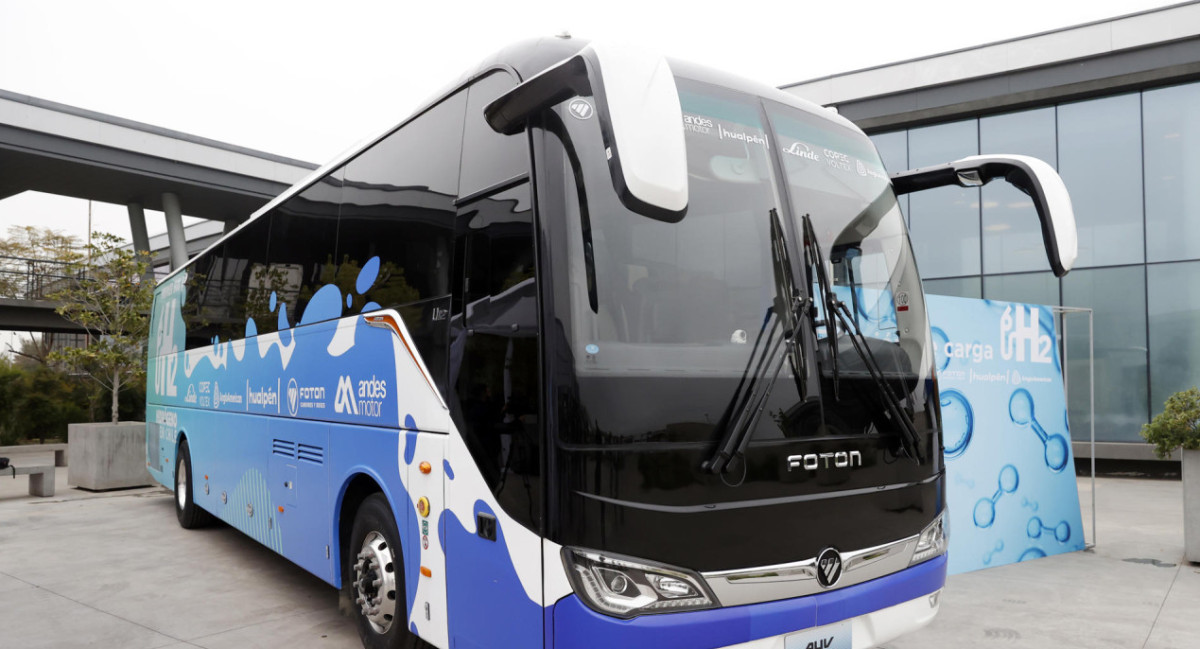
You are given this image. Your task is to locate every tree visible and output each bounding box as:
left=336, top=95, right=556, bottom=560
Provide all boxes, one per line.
left=0, top=225, right=82, bottom=299
left=1141, top=387, right=1200, bottom=459
left=48, top=232, right=153, bottom=424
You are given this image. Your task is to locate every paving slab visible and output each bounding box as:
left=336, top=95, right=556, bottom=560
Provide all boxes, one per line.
left=1, top=464, right=1196, bottom=649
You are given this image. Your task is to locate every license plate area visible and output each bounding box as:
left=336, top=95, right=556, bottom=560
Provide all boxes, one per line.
left=783, top=620, right=852, bottom=649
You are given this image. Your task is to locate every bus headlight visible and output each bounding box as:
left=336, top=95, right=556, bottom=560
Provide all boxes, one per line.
left=562, top=548, right=719, bottom=618
left=910, top=511, right=948, bottom=565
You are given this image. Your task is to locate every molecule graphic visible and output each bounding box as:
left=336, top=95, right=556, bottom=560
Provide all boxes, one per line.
left=1027, top=516, right=1071, bottom=543
left=941, top=389, right=973, bottom=459
left=931, top=327, right=951, bottom=372
left=983, top=540, right=1005, bottom=566
left=974, top=464, right=1019, bottom=528
left=1019, top=547, right=1047, bottom=562
left=1009, top=388, right=1070, bottom=473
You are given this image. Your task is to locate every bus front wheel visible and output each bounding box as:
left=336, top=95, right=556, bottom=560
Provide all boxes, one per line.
left=348, top=493, right=428, bottom=649
left=175, top=439, right=213, bottom=529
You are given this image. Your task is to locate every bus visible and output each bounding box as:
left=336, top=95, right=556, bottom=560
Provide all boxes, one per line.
left=146, top=37, right=1077, bottom=649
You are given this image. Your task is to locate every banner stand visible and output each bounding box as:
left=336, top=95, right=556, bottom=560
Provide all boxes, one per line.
left=1055, top=306, right=1096, bottom=550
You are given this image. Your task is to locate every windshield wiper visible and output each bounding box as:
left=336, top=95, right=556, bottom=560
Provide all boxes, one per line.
left=800, top=214, right=840, bottom=399
left=702, top=209, right=809, bottom=476
left=830, top=300, right=924, bottom=463
left=802, top=217, right=924, bottom=464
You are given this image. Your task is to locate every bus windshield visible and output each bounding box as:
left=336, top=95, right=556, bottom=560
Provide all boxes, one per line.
left=547, top=77, right=933, bottom=446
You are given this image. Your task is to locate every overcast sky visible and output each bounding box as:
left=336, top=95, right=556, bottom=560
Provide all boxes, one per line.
left=0, top=0, right=1183, bottom=245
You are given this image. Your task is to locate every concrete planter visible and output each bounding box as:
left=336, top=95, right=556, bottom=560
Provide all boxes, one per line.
left=68, top=422, right=152, bottom=490
left=1186, top=449, right=1200, bottom=563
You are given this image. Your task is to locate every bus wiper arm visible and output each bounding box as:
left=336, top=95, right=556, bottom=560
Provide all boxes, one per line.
left=800, top=214, right=840, bottom=398
left=831, top=300, right=924, bottom=464
left=702, top=210, right=809, bottom=476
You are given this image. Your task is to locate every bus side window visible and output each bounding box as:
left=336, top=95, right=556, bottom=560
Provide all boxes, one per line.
left=337, top=90, right=467, bottom=393
left=451, top=183, right=540, bottom=528
left=459, top=69, right=527, bottom=198
left=257, top=172, right=344, bottom=332
left=182, top=216, right=272, bottom=348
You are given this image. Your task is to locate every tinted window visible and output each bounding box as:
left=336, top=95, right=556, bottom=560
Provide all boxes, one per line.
left=460, top=70, right=528, bottom=196
left=338, top=91, right=466, bottom=390
left=870, top=130, right=908, bottom=223
left=1148, top=261, right=1200, bottom=415
left=922, top=276, right=981, bottom=299
left=255, top=172, right=344, bottom=335
left=907, top=120, right=980, bottom=278
left=1063, top=266, right=1148, bottom=442
left=1144, top=82, right=1200, bottom=263
left=450, top=183, right=539, bottom=528
left=1058, top=94, right=1143, bottom=268
left=183, top=216, right=271, bottom=349
left=980, top=107, right=1057, bottom=274
left=983, top=272, right=1059, bottom=307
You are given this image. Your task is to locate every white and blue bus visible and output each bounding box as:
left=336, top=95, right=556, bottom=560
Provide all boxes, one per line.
left=146, top=37, right=1077, bottom=649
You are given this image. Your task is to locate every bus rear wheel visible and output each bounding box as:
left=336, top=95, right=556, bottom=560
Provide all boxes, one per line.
left=348, top=493, right=428, bottom=649
left=175, top=439, right=213, bottom=529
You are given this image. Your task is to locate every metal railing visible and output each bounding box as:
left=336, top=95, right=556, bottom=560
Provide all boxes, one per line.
left=0, top=255, right=83, bottom=301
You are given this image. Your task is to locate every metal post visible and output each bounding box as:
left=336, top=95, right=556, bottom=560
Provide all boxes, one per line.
left=1089, top=309, right=1096, bottom=550
left=162, top=192, right=188, bottom=270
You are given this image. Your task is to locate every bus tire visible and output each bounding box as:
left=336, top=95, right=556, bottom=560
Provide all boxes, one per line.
left=348, top=493, right=428, bottom=649
left=175, top=439, right=213, bottom=529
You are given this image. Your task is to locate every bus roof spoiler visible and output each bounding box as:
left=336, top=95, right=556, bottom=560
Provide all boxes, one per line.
left=890, top=154, right=1078, bottom=277
left=485, top=42, right=688, bottom=222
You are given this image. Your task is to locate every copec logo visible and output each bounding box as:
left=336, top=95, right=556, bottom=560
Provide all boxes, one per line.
left=334, top=375, right=388, bottom=418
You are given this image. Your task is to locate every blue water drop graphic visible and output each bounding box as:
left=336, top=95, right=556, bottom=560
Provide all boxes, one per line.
left=357, top=257, right=381, bottom=294
left=269, top=291, right=277, bottom=312
left=346, top=294, right=353, bottom=308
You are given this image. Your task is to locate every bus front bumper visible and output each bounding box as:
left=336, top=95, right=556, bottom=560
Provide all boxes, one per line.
left=550, top=554, right=945, bottom=649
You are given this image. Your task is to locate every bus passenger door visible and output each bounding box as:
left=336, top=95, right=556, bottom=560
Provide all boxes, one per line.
left=445, top=181, right=545, bottom=648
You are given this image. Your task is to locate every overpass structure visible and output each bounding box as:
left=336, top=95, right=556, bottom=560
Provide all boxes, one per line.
left=0, top=88, right=318, bottom=330
left=0, top=88, right=317, bottom=269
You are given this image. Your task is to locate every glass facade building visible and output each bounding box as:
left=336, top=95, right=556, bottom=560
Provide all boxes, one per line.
left=867, top=82, right=1200, bottom=443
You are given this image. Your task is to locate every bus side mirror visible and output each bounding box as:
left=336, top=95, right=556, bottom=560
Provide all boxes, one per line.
left=484, top=42, right=688, bottom=222
left=890, top=154, right=1077, bottom=277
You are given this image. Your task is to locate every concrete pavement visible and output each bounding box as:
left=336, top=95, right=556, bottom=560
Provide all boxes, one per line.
left=1, top=449, right=1197, bottom=648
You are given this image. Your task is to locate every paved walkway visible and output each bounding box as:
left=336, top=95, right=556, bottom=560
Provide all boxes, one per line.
left=0, top=450, right=1196, bottom=648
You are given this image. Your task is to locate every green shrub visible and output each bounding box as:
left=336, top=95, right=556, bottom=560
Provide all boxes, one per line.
left=1141, top=387, right=1200, bottom=459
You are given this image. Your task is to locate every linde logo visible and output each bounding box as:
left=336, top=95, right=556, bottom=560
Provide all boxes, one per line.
left=783, top=141, right=820, bottom=162
left=1000, top=305, right=1052, bottom=364
left=335, top=375, right=388, bottom=417
left=787, top=451, right=862, bottom=471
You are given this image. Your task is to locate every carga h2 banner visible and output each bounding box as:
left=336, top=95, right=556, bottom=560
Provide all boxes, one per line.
left=927, top=295, right=1086, bottom=574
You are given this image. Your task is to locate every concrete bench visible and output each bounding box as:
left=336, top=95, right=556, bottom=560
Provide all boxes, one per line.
left=0, top=443, right=68, bottom=467
left=5, top=465, right=56, bottom=497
